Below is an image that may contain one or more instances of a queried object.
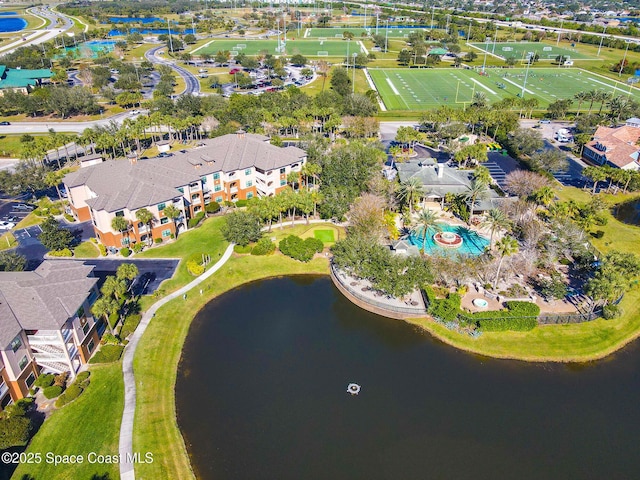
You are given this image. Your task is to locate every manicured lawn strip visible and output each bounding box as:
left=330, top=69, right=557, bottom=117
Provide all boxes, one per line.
left=408, top=286, right=640, bottom=362
left=265, top=222, right=344, bottom=245
left=132, top=254, right=330, bottom=480
left=14, top=363, right=124, bottom=480
left=0, top=231, right=17, bottom=251
left=313, top=229, right=335, bottom=243
left=15, top=212, right=44, bottom=229
left=469, top=41, right=595, bottom=60
left=197, top=38, right=359, bottom=57
left=73, top=240, right=100, bottom=258
left=136, top=216, right=229, bottom=294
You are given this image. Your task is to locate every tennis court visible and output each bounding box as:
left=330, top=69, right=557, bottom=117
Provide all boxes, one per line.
left=196, top=39, right=359, bottom=57
left=469, top=41, right=596, bottom=61
left=306, top=26, right=439, bottom=39
left=369, top=67, right=640, bottom=110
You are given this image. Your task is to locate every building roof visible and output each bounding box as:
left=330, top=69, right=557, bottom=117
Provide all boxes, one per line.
left=63, top=133, right=307, bottom=213
left=586, top=125, right=640, bottom=168
left=0, top=261, right=98, bottom=349
left=0, top=66, right=53, bottom=89
left=397, top=160, right=474, bottom=197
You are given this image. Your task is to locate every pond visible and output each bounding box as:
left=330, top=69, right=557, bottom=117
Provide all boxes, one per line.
left=0, top=17, right=26, bottom=32
left=613, top=198, right=640, bottom=225
left=176, top=276, right=640, bottom=480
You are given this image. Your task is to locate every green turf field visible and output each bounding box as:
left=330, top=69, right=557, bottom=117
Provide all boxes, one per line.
left=306, top=26, right=441, bottom=39
left=195, top=38, right=361, bottom=57
left=369, top=67, right=640, bottom=110
left=469, top=41, right=596, bottom=61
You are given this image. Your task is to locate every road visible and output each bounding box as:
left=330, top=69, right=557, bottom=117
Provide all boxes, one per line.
left=0, top=111, right=147, bottom=134
left=144, top=46, right=200, bottom=96
left=0, top=6, right=73, bottom=56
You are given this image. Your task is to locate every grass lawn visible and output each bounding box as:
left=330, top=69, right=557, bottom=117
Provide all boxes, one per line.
left=15, top=212, right=44, bottom=229
left=369, top=67, right=640, bottom=111
left=73, top=241, right=100, bottom=258
left=0, top=231, right=16, bottom=251
left=136, top=215, right=228, bottom=294
left=266, top=222, right=344, bottom=246
left=307, top=26, right=443, bottom=39
left=195, top=38, right=363, bottom=58
left=13, top=363, right=124, bottom=480
left=468, top=41, right=596, bottom=60
left=133, top=253, right=330, bottom=480
left=313, top=229, right=335, bottom=243
left=0, top=134, right=44, bottom=158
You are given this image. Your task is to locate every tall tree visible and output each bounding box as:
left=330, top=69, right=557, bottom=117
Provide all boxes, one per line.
left=481, top=208, right=510, bottom=250
left=396, top=177, right=425, bottom=214
left=493, top=236, right=519, bottom=287
left=135, top=208, right=155, bottom=245
left=411, top=209, right=442, bottom=252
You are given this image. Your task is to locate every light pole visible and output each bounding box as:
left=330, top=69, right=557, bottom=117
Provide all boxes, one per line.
left=521, top=54, right=532, bottom=98
left=619, top=41, right=631, bottom=77
left=352, top=52, right=357, bottom=94
left=597, top=26, right=607, bottom=56
left=491, top=24, right=498, bottom=54
left=385, top=19, right=389, bottom=52
left=430, top=6, right=434, bottom=40
left=556, top=20, right=564, bottom=46
left=346, top=37, right=350, bottom=66
left=467, top=20, right=472, bottom=41
left=482, top=36, right=489, bottom=73
left=167, top=19, right=174, bottom=54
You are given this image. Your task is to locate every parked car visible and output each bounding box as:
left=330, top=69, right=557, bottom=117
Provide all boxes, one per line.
left=540, top=119, right=551, bottom=124
left=130, top=109, right=140, bottom=115
left=0, top=221, right=15, bottom=230
left=0, top=121, right=10, bottom=126
left=14, top=204, right=34, bottom=211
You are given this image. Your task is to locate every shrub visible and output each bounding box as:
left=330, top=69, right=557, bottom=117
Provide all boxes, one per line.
left=476, top=317, right=538, bottom=332
left=4, top=398, right=33, bottom=418
left=53, top=372, right=68, bottom=387
left=34, top=373, right=55, bottom=388
left=76, top=371, right=91, bottom=383
left=154, top=237, right=163, bottom=244
left=101, top=332, right=120, bottom=345
left=603, top=303, right=622, bottom=319
left=206, top=201, right=220, bottom=214
left=0, top=416, right=32, bottom=449
left=251, top=237, right=275, bottom=255
left=48, top=248, right=73, bottom=257
left=279, top=235, right=320, bottom=262
left=99, top=244, right=107, bottom=256
left=119, top=314, right=142, bottom=339
left=89, top=345, right=124, bottom=364
left=132, top=242, right=144, bottom=253
left=234, top=244, right=252, bottom=254
left=64, top=213, right=75, bottom=222
left=43, top=385, right=63, bottom=399
left=426, top=288, right=462, bottom=322
left=235, top=199, right=248, bottom=208
left=188, top=211, right=205, bottom=229
left=120, top=247, right=131, bottom=257
left=90, top=237, right=98, bottom=244
left=187, top=260, right=205, bottom=275
left=55, top=383, right=83, bottom=408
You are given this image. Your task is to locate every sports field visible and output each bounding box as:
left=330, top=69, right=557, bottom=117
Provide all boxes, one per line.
left=195, top=38, right=361, bottom=57
left=306, top=26, right=440, bottom=39
left=369, top=67, right=640, bottom=110
left=469, top=41, right=596, bottom=61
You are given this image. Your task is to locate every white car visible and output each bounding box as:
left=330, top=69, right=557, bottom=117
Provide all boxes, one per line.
left=130, top=110, right=140, bottom=115
left=0, top=221, right=15, bottom=230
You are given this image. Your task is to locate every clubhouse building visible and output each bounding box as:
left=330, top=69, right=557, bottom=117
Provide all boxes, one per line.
left=582, top=123, right=640, bottom=171
left=64, top=132, right=307, bottom=248
left=0, top=261, right=101, bottom=409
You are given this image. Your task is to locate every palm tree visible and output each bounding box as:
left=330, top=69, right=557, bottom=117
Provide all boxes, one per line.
left=583, top=166, right=607, bottom=194
left=91, top=296, right=119, bottom=334
left=397, top=177, right=425, bottom=214
left=597, top=91, right=613, bottom=115
left=162, top=204, right=181, bottom=236
left=493, top=236, right=519, bottom=287
left=573, top=91, right=588, bottom=116
left=585, top=90, right=599, bottom=115
left=135, top=208, right=155, bottom=245
left=531, top=186, right=555, bottom=207
left=411, top=209, right=441, bottom=252
left=111, top=216, right=130, bottom=247
left=481, top=208, right=510, bottom=250
left=464, top=179, right=489, bottom=222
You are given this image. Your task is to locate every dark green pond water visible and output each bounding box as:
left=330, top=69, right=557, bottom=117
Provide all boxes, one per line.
left=614, top=199, right=640, bottom=225
left=176, top=276, right=640, bottom=480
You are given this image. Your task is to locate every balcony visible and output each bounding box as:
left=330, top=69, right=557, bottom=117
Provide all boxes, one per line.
left=62, top=330, right=72, bottom=343
left=31, top=343, right=64, bottom=356
left=0, top=382, right=8, bottom=398
left=28, top=333, right=61, bottom=345
left=229, top=186, right=238, bottom=194
left=33, top=351, right=68, bottom=363
left=37, top=360, right=69, bottom=374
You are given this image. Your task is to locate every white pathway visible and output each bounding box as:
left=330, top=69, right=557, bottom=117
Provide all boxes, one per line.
left=118, top=243, right=235, bottom=480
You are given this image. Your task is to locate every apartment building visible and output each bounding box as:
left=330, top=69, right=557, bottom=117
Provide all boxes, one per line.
left=64, top=132, right=307, bottom=249
left=583, top=124, right=640, bottom=171
left=0, top=261, right=100, bottom=408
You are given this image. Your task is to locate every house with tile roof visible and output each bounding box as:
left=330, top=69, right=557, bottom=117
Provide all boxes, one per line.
left=64, top=132, right=307, bottom=248
left=0, top=261, right=101, bottom=408
left=582, top=124, right=640, bottom=170
left=0, top=66, right=52, bottom=94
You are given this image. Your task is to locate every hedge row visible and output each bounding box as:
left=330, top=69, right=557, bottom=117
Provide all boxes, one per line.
left=188, top=211, right=205, bottom=229
left=279, top=235, right=323, bottom=262
left=89, top=344, right=124, bottom=364
left=55, top=371, right=91, bottom=408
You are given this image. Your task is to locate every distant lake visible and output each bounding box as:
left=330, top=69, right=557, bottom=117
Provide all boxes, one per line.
left=0, top=17, right=26, bottom=32
left=107, top=17, right=163, bottom=24
left=615, top=17, right=640, bottom=23
left=176, top=276, right=640, bottom=480
left=613, top=198, right=640, bottom=225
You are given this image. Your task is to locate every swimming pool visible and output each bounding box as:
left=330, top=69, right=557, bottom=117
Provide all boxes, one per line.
left=408, top=223, right=489, bottom=255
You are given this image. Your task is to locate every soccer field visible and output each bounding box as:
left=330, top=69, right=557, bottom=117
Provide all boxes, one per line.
left=306, top=26, right=440, bottom=39
left=469, top=41, right=595, bottom=61
left=369, top=67, right=640, bottom=111
left=196, top=39, right=361, bottom=57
